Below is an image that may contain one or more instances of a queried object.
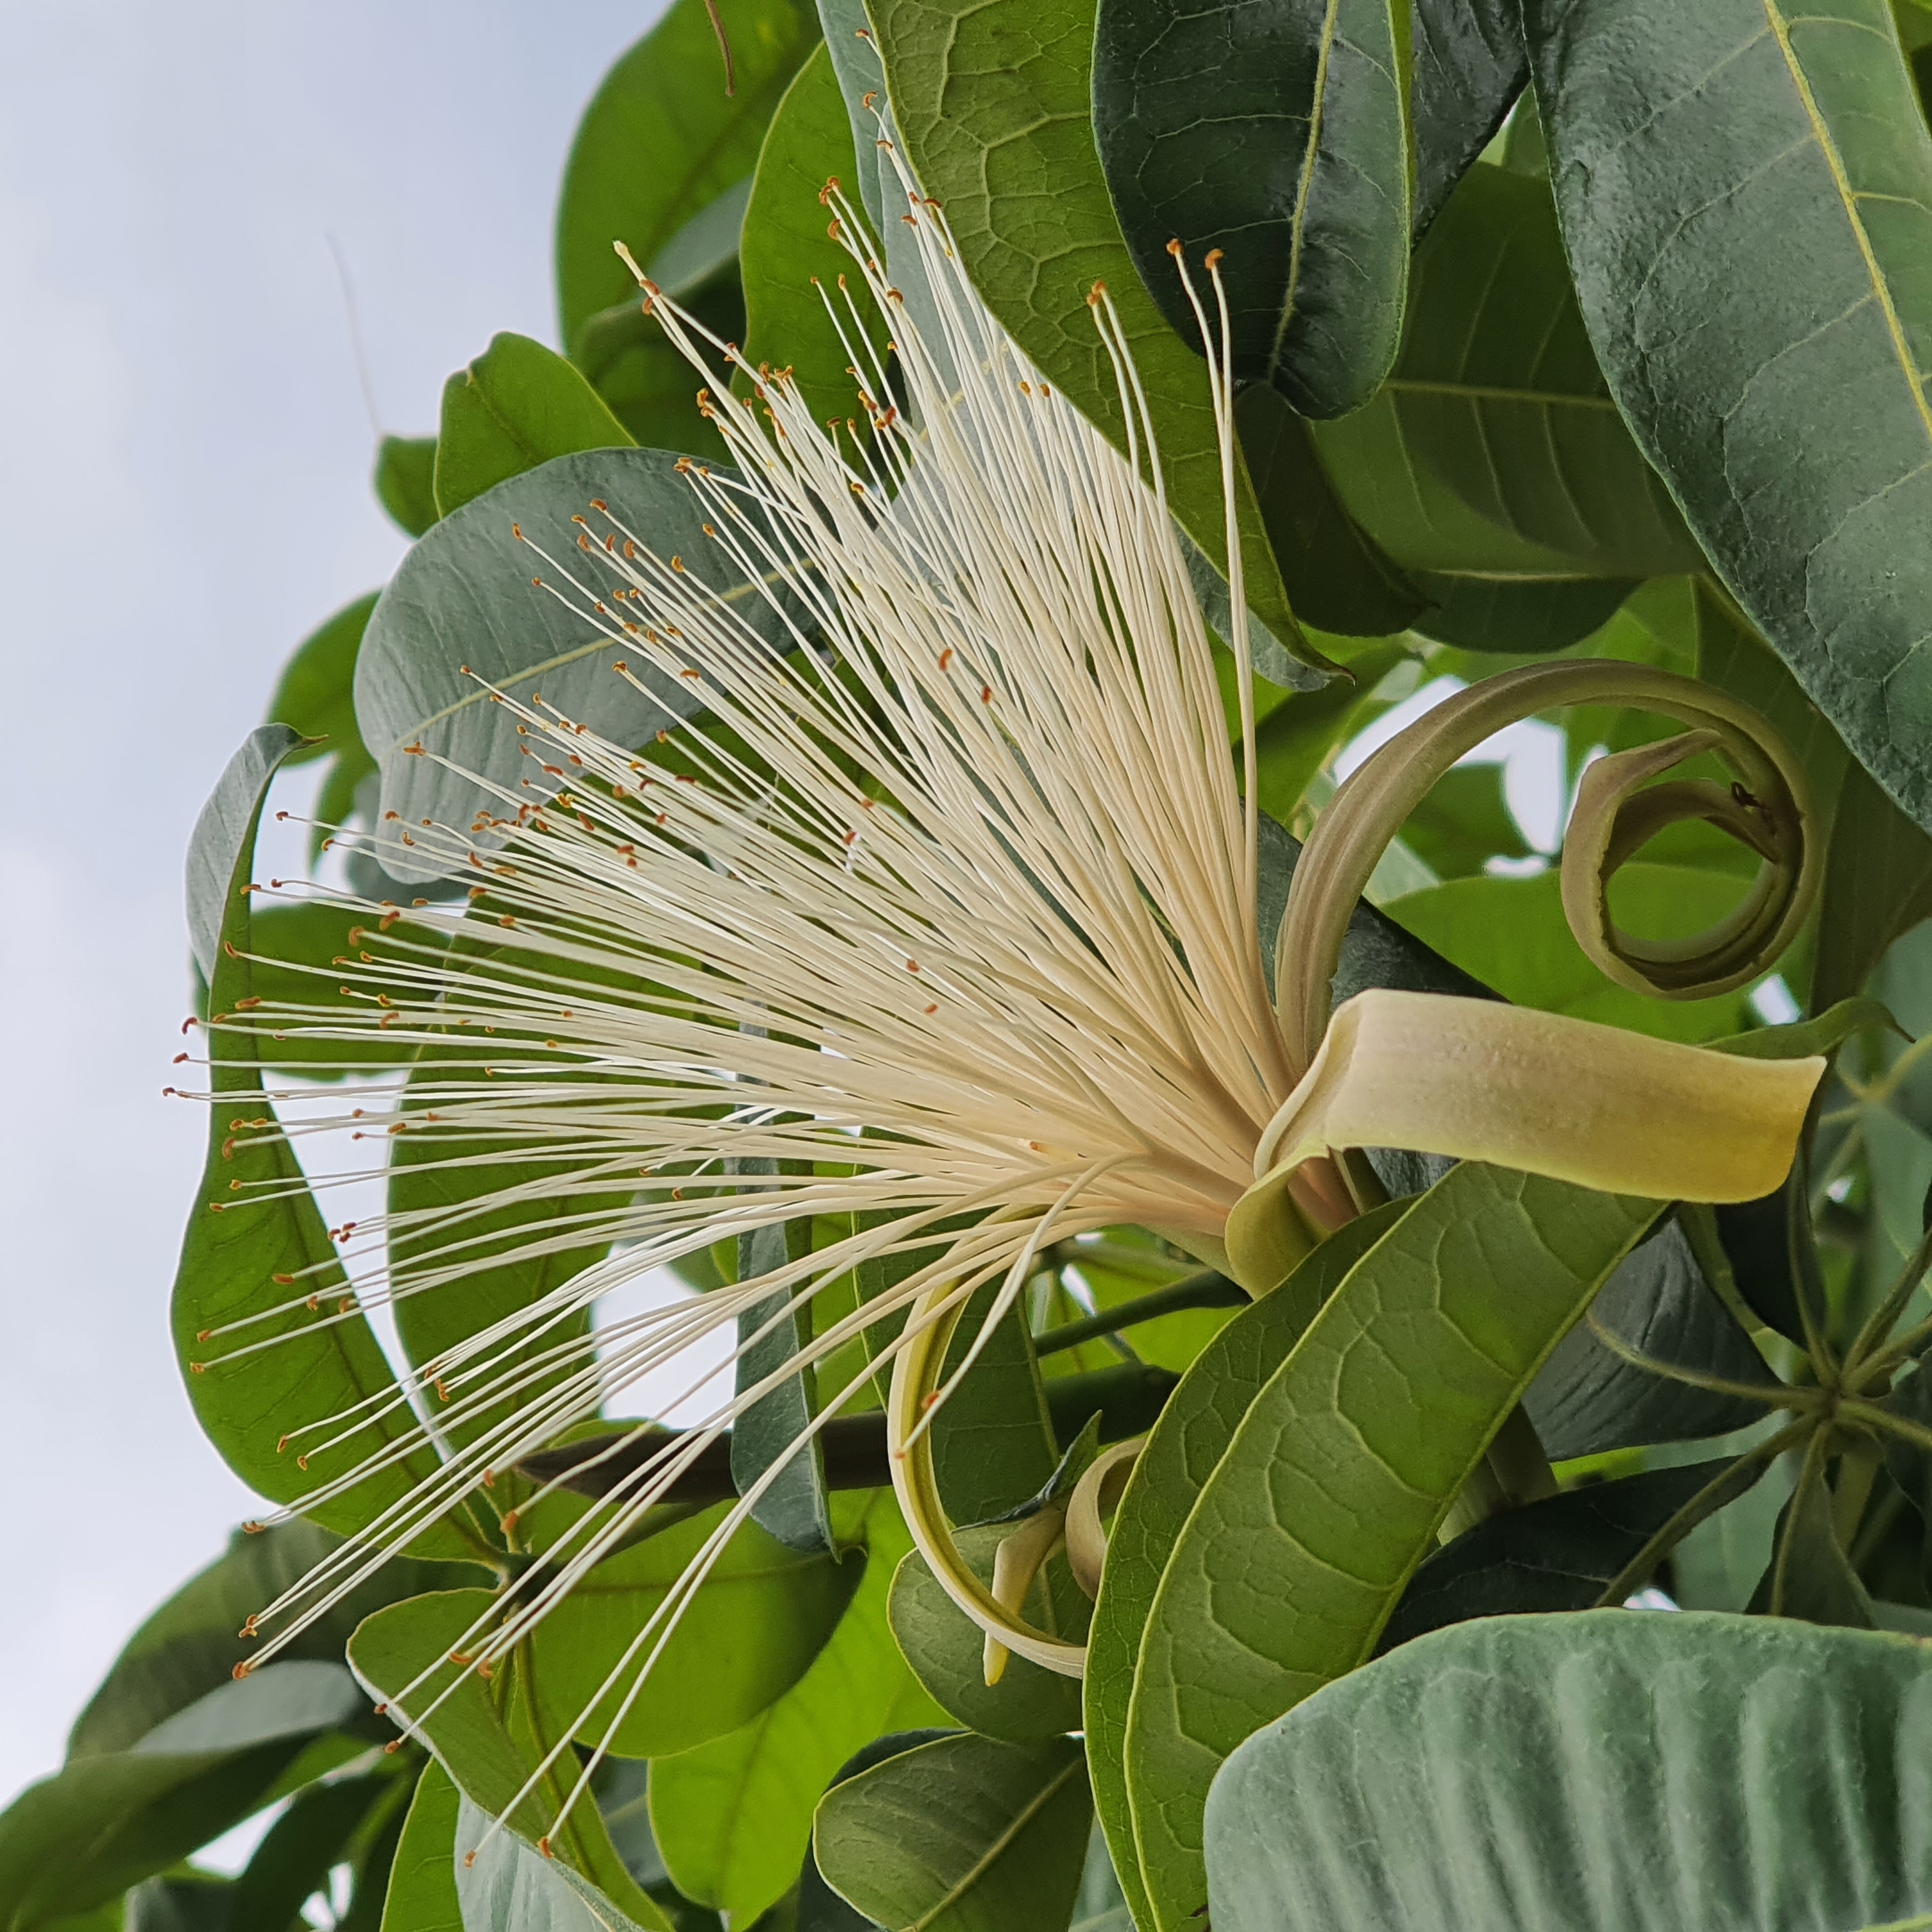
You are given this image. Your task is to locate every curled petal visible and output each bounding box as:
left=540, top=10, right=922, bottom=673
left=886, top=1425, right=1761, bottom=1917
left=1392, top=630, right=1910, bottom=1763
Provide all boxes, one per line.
left=1226, top=990, right=1823, bottom=1297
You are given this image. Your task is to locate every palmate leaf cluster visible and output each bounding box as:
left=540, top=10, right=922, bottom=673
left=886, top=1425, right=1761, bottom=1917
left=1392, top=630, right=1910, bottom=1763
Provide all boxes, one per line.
left=15, top=0, right=1932, bottom=1927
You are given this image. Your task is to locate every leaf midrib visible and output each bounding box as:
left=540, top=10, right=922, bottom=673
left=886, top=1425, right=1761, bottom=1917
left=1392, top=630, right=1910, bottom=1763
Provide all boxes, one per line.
left=909, top=1756, right=1083, bottom=1931
left=1761, top=0, right=1932, bottom=443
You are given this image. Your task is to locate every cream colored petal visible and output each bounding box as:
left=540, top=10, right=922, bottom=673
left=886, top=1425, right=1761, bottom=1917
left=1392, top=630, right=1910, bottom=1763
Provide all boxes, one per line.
left=1227, top=989, right=1823, bottom=1296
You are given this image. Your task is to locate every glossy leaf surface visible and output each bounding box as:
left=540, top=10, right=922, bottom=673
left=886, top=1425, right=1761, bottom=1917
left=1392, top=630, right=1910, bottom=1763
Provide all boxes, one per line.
left=1092, top=0, right=1412, bottom=416
left=1524, top=0, right=1932, bottom=831
left=814, top=1735, right=1090, bottom=1932
left=1124, top=1167, right=1660, bottom=1928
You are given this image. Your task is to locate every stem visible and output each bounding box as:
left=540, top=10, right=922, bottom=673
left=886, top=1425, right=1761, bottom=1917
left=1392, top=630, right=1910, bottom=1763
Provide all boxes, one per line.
left=1846, top=1218, right=1932, bottom=1379
left=1768, top=1430, right=1834, bottom=1616
left=1583, top=1308, right=1816, bottom=1408
left=1033, top=1270, right=1246, bottom=1357
left=1832, top=1441, right=1883, bottom=1551
left=1590, top=1421, right=1811, bottom=1608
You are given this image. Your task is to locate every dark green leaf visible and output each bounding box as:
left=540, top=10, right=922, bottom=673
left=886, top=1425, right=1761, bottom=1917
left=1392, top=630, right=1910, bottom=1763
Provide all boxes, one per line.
left=231, top=1775, right=387, bottom=1931
left=1309, top=167, right=1703, bottom=600
left=1204, top=1613, right=1932, bottom=1932
left=1814, top=756, right=1932, bottom=1011
left=813, top=1735, right=1089, bottom=1932
left=1411, top=572, right=1637, bottom=654
left=264, top=593, right=377, bottom=773
left=1084, top=1204, right=1409, bottom=1932
left=125, top=1876, right=234, bottom=1932
left=648, top=1497, right=947, bottom=1926
left=433, top=334, right=636, bottom=519
left=1233, top=387, right=1425, bottom=638
left=1092, top=0, right=1412, bottom=416
left=1378, top=1459, right=1740, bottom=1650
left=795, top=1732, right=953, bottom=1932
left=555, top=0, right=819, bottom=351
left=374, top=436, right=439, bottom=539
left=1713, top=1178, right=1811, bottom=1345
left=1522, top=0, right=1932, bottom=834
left=1409, top=0, right=1526, bottom=234
left=1525, top=1216, right=1782, bottom=1460
left=378, top=1760, right=463, bottom=1932
left=870, top=0, right=1326, bottom=675
left=735, top=1203, right=834, bottom=1553
left=932, top=1286, right=1060, bottom=1526
left=1749, top=1449, right=1877, bottom=1627
left=355, top=448, right=796, bottom=878
left=69, top=1520, right=477, bottom=1761
left=173, top=731, right=480, bottom=1557
left=526, top=1504, right=861, bottom=1758
left=739, top=43, right=884, bottom=431
left=887, top=1530, right=1085, bottom=1742
left=0, top=1665, right=368, bottom=1930
left=1124, top=1167, right=1661, bottom=1929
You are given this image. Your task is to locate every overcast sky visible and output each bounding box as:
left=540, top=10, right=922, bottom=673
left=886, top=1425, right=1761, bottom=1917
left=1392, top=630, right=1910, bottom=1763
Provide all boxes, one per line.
left=0, top=0, right=671, bottom=1801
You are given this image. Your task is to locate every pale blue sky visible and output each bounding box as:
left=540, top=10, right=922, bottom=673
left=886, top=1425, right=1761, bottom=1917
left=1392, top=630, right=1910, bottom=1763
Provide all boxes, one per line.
left=0, top=0, right=669, bottom=1799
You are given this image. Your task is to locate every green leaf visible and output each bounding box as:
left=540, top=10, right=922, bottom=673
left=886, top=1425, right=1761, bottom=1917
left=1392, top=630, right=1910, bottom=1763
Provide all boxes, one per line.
left=70, top=1521, right=477, bottom=1760
left=1384, top=864, right=1758, bottom=1044
left=1232, top=388, right=1426, bottom=638
left=555, top=0, right=819, bottom=351
left=231, top=1774, right=388, bottom=1931
left=1522, top=0, right=1932, bottom=834
left=1084, top=1205, right=1409, bottom=1932
left=123, top=1877, right=234, bottom=1932
left=735, top=1204, right=834, bottom=1553
left=434, top=334, right=637, bottom=520
left=355, top=448, right=795, bottom=878
left=241, top=902, right=419, bottom=1079
left=796, top=1733, right=951, bottom=1932
left=1308, top=166, right=1703, bottom=600
left=1409, top=0, right=1526, bottom=234
left=933, top=1287, right=1061, bottom=1526
left=266, top=592, right=378, bottom=769
left=1091, top=0, right=1413, bottom=417
left=813, top=1735, right=1090, bottom=1932
left=1749, top=1446, right=1878, bottom=1627
left=173, top=730, right=480, bottom=1558
left=1413, top=573, right=1637, bottom=654
left=375, top=436, right=440, bottom=539
left=595, top=1761, right=727, bottom=1932
left=345, top=1593, right=669, bottom=1927
left=1376, top=1459, right=1742, bottom=1648
left=379, top=1761, right=464, bottom=1932
left=0, top=1664, right=368, bottom=1930
left=1204, top=1613, right=1932, bottom=1932
left=650, top=179, right=754, bottom=299
left=1524, top=1216, right=1782, bottom=1460
left=739, top=43, right=884, bottom=429
left=455, top=1795, right=661, bottom=1931
left=1124, top=1167, right=1662, bottom=1929
left=887, top=1531, right=1085, bottom=1742
left=649, top=1497, right=949, bottom=1926
left=526, top=1505, right=862, bottom=1758
left=1397, top=762, right=1528, bottom=880
left=870, top=0, right=1327, bottom=677
left=1814, top=756, right=1932, bottom=1011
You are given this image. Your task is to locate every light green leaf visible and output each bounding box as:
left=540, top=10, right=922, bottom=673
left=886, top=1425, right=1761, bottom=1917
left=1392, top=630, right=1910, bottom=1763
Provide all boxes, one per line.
left=456, top=1797, right=658, bottom=1932
left=649, top=1496, right=948, bottom=1925
left=434, top=334, right=636, bottom=520
left=650, top=179, right=753, bottom=298
left=173, top=730, right=481, bottom=1557
left=1383, top=864, right=1758, bottom=1043
left=1309, top=166, right=1703, bottom=601
left=1204, top=1613, right=1932, bottom=1932
left=1124, top=1165, right=1661, bottom=1929
left=1091, top=0, right=1413, bottom=417
left=1082, top=1206, right=1407, bottom=1932
left=813, top=1735, right=1090, bottom=1932
left=526, top=1505, right=861, bottom=1758
left=870, top=0, right=1326, bottom=677
left=555, top=0, right=819, bottom=351
left=355, top=447, right=793, bottom=876
left=381, top=1761, right=464, bottom=1932
left=1523, top=0, right=1932, bottom=832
